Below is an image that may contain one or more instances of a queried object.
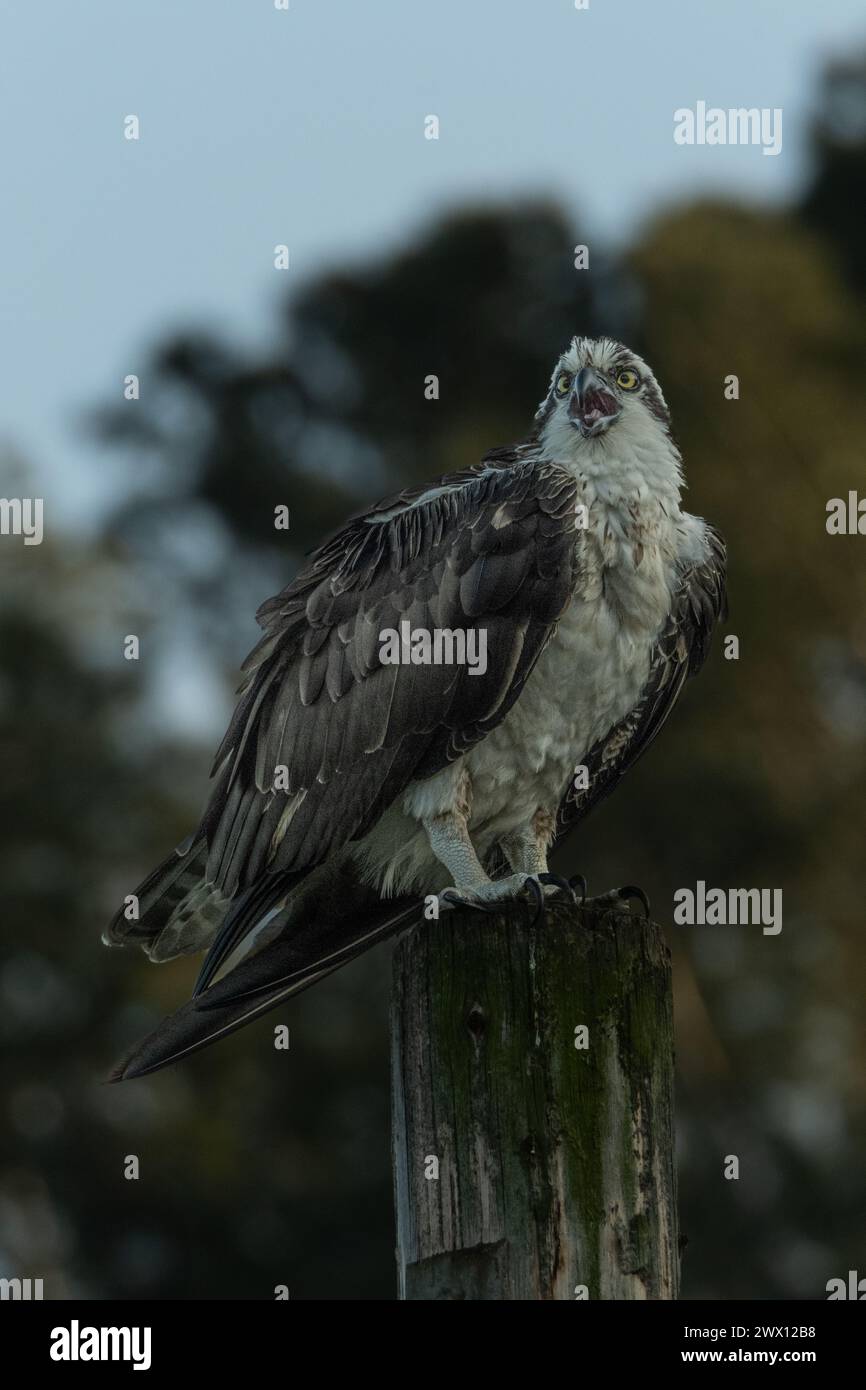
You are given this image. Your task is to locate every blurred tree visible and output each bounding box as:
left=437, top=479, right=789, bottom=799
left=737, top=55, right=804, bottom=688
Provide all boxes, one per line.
left=91, top=203, right=601, bottom=589
left=4, top=140, right=865, bottom=1301
left=0, top=470, right=397, bottom=1299
left=622, top=198, right=866, bottom=1297
left=801, top=51, right=866, bottom=297
left=89, top=190, right=866, bottom=1298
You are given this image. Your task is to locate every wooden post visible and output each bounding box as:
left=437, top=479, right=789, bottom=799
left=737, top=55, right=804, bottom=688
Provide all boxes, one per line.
left=390, top=899, right=679, bottom=1300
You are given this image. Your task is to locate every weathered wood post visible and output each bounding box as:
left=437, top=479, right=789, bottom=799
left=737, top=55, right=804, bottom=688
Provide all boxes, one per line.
left=390, top=899, right=679, bottom=1300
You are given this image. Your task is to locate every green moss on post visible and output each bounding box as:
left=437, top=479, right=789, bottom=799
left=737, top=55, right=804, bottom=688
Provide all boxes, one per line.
left=390, top=900, right=679, bottom=1301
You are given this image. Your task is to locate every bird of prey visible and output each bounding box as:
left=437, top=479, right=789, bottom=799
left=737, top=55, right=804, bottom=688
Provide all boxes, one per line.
left=106, top=336, right=726, bottom=1080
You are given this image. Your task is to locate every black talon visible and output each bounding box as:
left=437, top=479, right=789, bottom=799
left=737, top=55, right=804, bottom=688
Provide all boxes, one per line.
left=568, top=873, right=588, bottom=906
left=523, top=876, right=546, bottom=926
left=538, top=872, right=579, bottom=904
left=439, top=888, right=466, bottom=910
left=617, top=884, right=651, bottom=921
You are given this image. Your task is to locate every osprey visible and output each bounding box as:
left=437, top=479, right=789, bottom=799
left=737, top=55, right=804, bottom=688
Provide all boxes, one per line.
left=107, top=336, right=726, bottom=1080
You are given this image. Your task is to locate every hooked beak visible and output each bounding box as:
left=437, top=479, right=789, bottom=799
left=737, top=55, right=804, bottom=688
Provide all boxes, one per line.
left=567, top=366, right=621, bottom=438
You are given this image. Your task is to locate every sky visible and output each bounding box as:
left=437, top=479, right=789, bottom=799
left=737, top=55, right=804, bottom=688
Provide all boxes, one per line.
left=1, top=0, right=864, bottom=527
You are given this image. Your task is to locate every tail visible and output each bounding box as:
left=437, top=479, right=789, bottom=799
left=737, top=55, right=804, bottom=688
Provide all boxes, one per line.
left=109, top=884, right=420, bottom=1081
left=103, top=834, right=231, bottom=962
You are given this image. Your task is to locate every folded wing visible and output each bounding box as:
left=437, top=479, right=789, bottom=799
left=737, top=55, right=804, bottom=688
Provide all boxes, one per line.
left=107, top=453, right=584, bottom=988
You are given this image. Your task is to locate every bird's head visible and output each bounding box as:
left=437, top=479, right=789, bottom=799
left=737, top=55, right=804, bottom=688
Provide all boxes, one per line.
left=535, top=336, right=673, bottom=459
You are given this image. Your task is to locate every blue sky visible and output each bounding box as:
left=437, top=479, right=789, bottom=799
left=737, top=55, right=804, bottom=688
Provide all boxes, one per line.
left=1, top=0, right=864, bottom=527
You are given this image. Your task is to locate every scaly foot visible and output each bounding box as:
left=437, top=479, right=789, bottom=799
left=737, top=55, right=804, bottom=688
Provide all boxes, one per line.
left=438, top=872, right=581, bottom=926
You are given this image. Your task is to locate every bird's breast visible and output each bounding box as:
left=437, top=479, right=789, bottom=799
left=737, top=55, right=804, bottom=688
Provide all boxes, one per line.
left=465, top=514, right=676, bottom=833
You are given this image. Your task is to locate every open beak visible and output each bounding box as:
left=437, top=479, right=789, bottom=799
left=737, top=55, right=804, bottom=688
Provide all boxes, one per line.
left=567, top=366, right=621, bottom=437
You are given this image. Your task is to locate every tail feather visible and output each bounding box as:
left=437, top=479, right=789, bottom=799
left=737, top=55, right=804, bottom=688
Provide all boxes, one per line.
left=103, top=835, right=238, bottom=962
left=109, top=894, right=419, bottom=1081
left=103, top=836, right=208, bottom=948
left=192, top=870, right=295, bottom=996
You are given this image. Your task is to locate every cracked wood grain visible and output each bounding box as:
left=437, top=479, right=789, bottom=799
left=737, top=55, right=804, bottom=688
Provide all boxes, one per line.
left=390, top=899, right=679, bottom=1301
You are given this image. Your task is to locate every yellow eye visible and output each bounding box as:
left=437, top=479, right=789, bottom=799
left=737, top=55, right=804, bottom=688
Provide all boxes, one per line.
left=616, top=369, right=639, bottom=391
left=555, top=372, right=572, bottom=396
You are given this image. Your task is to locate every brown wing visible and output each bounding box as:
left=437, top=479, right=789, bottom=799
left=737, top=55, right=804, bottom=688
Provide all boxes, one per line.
left=107, top=452, right=585, bottom=986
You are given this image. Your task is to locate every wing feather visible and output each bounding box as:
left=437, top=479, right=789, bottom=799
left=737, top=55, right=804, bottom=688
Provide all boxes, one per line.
left=186, top=452, right=582, bottom=990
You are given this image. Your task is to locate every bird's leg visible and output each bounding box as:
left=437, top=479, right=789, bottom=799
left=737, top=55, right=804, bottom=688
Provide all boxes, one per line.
left=423, top=811, right=545, bottom=915
left=424, top=806, right=572, bottom=920
left=499, top=810, right=579, bottom=904
left=499, top=809, right=648, bottom=919
left=499, top=817, right=549, bottom=876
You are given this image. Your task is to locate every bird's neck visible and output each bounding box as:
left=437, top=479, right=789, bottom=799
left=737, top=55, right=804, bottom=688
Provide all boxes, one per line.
left=540, top=412, right=684, bottom=520
left=542, top=421, right=686, bottom=591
